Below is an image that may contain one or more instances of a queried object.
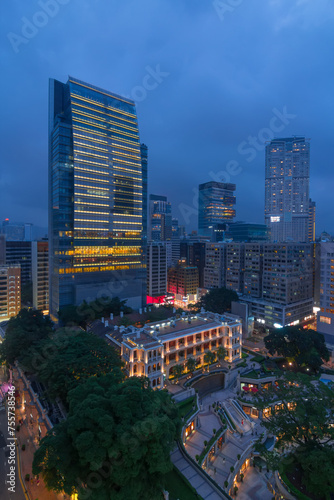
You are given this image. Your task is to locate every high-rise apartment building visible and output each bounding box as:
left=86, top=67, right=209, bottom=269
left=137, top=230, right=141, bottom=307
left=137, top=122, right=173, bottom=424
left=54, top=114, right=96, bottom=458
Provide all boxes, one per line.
left=49, top=77, right=146, bottom=319
left=32, top=240, right=49, bottom=314
left=316, top=242, right=334, bottom=344
left=0, top=265, right=21, bottom=321
left=204, top=243, right=226, bottom=289
left=203, top=241, right=313, bottom=328
left=265, top=137, right=310, bottom=242
left=198, top=181, right=236, bottom=237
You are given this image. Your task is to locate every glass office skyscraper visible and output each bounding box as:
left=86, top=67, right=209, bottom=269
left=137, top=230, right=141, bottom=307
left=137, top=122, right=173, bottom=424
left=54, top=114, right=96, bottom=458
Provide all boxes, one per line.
left=49, top=77, right=146, bottom=320
left=198, top=181, right=236, bottom=237
left=265, top=137, right=310, bottom=242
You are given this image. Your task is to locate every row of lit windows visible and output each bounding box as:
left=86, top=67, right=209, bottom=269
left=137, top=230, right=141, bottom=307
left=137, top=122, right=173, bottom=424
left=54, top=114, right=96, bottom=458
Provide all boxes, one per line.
left=70, top=92, right=137, bottom=119
left=72, top=97, right=138, bottom=126
left=59, top=263, right=142, bottom=274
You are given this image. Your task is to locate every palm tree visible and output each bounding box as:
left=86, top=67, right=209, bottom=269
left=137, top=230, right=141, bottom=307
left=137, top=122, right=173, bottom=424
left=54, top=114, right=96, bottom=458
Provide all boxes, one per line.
left=186, top=357, right=197, bottom=376
left=216, top=346, right=227, bottom=364
left=173, top=364, right=184, bottom=382
left=204, top=351, right=216, bottom=368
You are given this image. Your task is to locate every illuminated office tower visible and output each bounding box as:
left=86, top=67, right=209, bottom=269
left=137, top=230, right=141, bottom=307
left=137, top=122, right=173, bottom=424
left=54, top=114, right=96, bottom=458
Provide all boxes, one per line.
left=49, top=77, right=146, bottom=320
left=265, top=137, right=310, bottom=242
left=198, top=181, right=236, bottom=237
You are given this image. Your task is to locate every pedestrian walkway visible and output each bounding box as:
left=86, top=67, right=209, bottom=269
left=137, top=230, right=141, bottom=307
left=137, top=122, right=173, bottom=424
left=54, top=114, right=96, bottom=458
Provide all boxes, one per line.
left=235, top=466, right=273, bottom=500
left=171, top=446, right=226, bottom=500
left=15, top=412, right=63, bottom=500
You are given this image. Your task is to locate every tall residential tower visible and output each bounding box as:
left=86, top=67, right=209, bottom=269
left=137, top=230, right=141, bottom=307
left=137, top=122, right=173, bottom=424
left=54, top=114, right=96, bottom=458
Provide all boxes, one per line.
left=49, top=77, right=146, bottom=320
left=265, top=137, right=310, bottom=242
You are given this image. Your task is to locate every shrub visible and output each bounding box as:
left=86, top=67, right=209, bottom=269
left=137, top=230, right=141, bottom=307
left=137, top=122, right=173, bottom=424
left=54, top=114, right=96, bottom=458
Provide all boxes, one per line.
left=237, top=453, right=241, bottom=460
left=25, top=474, right=30, bottom=481
left=213, top=428, right=216, bottom=435
left=230, top=466, right=234, bottom=473
left=224, top=480, right=228, bottom=488
left=21, top=444, right=26, bottom=451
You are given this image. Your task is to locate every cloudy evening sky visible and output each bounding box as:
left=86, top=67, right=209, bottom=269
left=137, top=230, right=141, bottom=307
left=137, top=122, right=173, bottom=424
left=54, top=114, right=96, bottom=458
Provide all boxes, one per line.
left=1, top=0, right=334, bottom=233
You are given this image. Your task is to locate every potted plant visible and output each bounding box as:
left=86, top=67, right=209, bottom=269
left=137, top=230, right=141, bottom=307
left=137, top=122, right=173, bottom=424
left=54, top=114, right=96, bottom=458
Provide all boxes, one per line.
left=230, top=466, right=234, bottom=473
left=224, top=480, right=229, bottom=489
left=237, top=454, right=241, bottom=460
left=240, top=473, right=244, bottom=482
left=213, top=428, right=216, bottom=435
left=204, top=440, right=207, bottom=446
left=195, top=454, right=199, bottom=462
left=234, top=485, right=238, bottom=496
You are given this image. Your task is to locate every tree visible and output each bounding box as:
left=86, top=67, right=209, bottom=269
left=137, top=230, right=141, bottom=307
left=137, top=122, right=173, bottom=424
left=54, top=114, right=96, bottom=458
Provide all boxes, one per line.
left=58, top=296, right=132, bottom=328
left=173, top=364, right=184, bottom=382
left=255, top=373, right=334, bottom=452
left=185, top=357, right=197, bottom=375
left=264, top=327, right=329, bottom=372
left=21, top=281, right=33, bottom=305
left=24, top=328, right=124, bottom=405
left=33, top=376, right=181, bottom=500
left=204, top=351, right=216, bottom=366
left=0, top=309, right=53, bottom=365
left=189, top=287, right=239, bottom=314
left=254, top=373, right=334, bottom=496
left=216, top=346, right=227, bottom=363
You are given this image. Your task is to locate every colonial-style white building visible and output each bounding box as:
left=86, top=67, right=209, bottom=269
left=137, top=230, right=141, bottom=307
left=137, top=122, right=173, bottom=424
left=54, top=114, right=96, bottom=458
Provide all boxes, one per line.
left=121, top=311, right=242, bottom=389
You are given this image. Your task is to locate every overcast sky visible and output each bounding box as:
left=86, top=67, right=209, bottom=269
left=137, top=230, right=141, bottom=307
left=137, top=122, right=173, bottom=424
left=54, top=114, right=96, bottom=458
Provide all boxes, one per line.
left=1, top=0, right=334, bottom=234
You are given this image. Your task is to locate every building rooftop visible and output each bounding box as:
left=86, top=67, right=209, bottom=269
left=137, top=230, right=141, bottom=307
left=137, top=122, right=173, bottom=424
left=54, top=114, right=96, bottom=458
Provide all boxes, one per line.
left=122, top=312, right=241, bottom=349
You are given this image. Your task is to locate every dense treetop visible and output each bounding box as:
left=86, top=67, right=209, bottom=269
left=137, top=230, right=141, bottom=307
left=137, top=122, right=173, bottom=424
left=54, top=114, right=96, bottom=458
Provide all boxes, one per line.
left=189, top=287, right=239, bottom=314
left=33, top=376, right=181, bottom=500
left=264, top=326, right=330, bottom=372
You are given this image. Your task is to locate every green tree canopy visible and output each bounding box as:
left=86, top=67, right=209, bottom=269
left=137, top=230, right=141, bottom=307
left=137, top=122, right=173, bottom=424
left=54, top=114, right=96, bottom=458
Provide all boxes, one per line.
left=216, top=346, right=227, bottom=361
left=254, top=373, right=334, bottom=497
left=204, top=351, right=216, bottom=365
left=0, top=309, right=53, bottom=365
left=185, top=357, right=197, bottom=375
left=58, top=296, right=132, bottom=328
left=22, top=328, right=124, bottom=405
left=255, top=373, right=334, bottom=451
left=189, top=287, right=239, bottom=314
left=264, top=326, right=330, bottom=372
left=33, top=376, right=181, bottom=500
left=172, top=364, right=184, bottom=381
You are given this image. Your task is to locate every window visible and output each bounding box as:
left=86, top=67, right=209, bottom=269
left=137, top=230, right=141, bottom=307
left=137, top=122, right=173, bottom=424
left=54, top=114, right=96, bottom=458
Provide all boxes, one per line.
left=319, top=316, right=331, bottom=325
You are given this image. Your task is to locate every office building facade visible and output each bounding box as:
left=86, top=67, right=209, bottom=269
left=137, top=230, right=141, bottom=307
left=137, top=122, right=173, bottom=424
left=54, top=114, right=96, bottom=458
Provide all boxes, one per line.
left=147, top=242, right=167, bottom=302
left=148, top=194, right=172, bottom=241
left=265, top=137, right=310, bottom=242
left=32, top=240, right=49, bottom=314
left=49, top=77, right=146, bottom=319
left=308, top=199, right=316, bottom=242
left=198, top=181, right=236, bottom=237
left=5, top=241, right=32, bottom=286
